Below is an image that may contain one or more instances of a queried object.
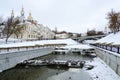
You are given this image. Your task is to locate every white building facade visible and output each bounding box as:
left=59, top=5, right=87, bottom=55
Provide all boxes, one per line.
left=55, top=32, right=70, bottom=39
left=11, top=7, right=55, bottom=40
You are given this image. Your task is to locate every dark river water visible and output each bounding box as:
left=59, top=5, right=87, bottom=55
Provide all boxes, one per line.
left=0, top=53, right=94, bottom=80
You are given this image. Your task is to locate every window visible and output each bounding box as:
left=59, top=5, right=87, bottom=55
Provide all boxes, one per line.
left=28, top=35, right=30, bottom=38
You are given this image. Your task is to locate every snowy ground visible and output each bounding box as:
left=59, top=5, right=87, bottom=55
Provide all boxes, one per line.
left=95, top=32, right=120, bottom=45
left=86, top=57, right=120, bottom=80
left=0, top=39, right=78, bottom=48
left=0, top=38, right=25, bottom=44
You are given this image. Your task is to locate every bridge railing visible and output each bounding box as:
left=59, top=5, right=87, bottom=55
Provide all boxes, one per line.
left=73, top=35, right=106, bottom=39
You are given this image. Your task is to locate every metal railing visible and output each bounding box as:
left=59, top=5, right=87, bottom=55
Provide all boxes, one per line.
left=91, top=44, right=120, bottom=54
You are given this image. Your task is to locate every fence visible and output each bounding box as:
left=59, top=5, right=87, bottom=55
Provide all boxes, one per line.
left=91, top=44, right=120, bottom=54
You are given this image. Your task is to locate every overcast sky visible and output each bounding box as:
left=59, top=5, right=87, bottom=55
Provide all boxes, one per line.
left=1, top=0, right=120, bottom=33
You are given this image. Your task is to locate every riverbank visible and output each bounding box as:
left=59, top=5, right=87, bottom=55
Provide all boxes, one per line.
left=0, top=39, right=78, bottom=48
left=87, top=57, right=120, bottom=80
left=0, top=48, right=53, bottom=72
left=47, top=57, right=120, bottom=80
left=0, top=53, right=93, bottom=80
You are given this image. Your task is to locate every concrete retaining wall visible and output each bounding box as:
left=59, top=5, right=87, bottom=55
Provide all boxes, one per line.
left=0, top=48, right=53, bottom=72
left=96, top=48, right=120, bottom=76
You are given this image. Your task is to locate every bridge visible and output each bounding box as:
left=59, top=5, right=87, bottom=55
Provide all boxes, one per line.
left=72, top=35, right=106, bottom=42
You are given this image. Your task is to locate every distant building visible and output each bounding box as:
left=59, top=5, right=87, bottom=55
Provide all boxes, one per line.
left=72, top=33, right=78, bottom=38
left=11, top=7, right=55, bottom=40
left=55, top=31, right=70, bottom=39
left=36, top=24, right=55, bottom=40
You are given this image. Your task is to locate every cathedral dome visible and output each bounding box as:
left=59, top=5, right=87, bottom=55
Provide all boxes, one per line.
left=27, top=12, right=33, bottom=20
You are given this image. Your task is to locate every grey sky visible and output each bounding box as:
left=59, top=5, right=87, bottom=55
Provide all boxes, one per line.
left=0, top=0, right=120, bottom=33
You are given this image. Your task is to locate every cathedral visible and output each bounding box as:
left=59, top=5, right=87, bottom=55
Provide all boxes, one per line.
left=11, top=7, right=55, bottom=40
left=11, top=6, right=37, bottom=25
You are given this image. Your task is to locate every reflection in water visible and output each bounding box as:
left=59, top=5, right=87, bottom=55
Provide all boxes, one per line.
left=47, top=68, right=92, bottom=80
left=0, top=53, right=93, bottom=80
left=0, top=66, right=66, bottom=80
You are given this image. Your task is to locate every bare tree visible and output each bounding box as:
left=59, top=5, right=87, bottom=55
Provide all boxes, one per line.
left=87, top=30, right=96, bottom=36
left=107, top=10, right=120, bottom=33
left=3, top=17, right=24, bottom=43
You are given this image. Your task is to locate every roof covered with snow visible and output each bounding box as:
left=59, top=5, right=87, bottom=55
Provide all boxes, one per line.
left=95, top=32, right=120, bottom=45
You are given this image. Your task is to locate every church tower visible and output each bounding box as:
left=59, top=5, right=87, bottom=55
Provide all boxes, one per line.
left=27, top=11, right=33, bottom=21
left=11, top=9, right=14, bottom=18
left=20, top=6, right=25, bottom=22
left=21, top=6, right=24, bottom=16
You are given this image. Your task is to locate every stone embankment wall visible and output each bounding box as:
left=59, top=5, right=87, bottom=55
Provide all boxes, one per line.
left=95, top=48, right=120, bottom=76
left=0, top=48, right=53, bottom=72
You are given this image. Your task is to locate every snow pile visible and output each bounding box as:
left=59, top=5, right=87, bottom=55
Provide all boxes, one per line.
left=96, top=32, right=120, bottom=45
left=86, top=57, right=120, bottom=80
left=0, top=39, right=78, bottom=48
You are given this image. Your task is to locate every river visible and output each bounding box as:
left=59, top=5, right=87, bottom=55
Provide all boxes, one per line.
left=0, top=53, right=94, bottom=80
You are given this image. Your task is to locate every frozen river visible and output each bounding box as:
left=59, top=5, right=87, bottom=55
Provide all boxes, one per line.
left=0, top=53, right=93, bottom=80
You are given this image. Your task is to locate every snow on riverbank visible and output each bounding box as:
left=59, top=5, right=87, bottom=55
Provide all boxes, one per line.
left=47, top=57, right=120, bottom=80
left=0, top=39, right=78, bottom=48
left=0, top=38, right=24, bottom=44
left=96, top=32, right=120, bottom=45
left=86, top=57, right=120, bottom=80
